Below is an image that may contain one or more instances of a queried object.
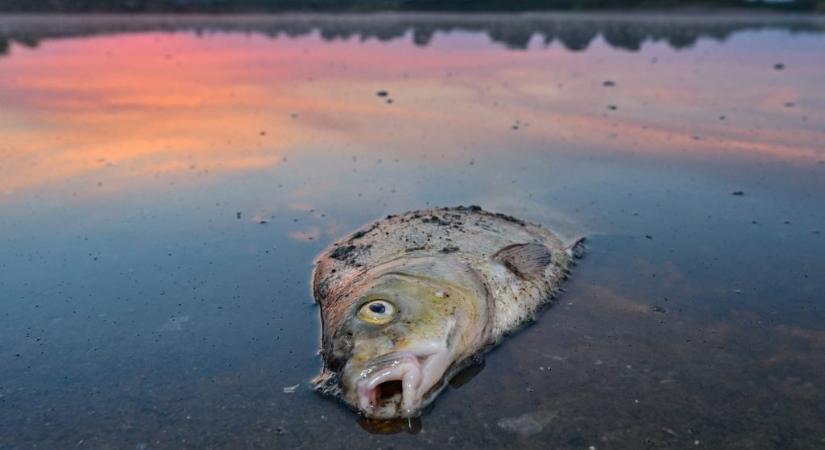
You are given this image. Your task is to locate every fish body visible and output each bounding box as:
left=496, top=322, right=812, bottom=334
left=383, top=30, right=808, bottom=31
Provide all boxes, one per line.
left=312, top=206, right=581, bottom=418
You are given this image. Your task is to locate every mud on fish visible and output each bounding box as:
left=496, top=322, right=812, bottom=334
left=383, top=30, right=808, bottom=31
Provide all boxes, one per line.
left=312, top=206, right=583, bottom=419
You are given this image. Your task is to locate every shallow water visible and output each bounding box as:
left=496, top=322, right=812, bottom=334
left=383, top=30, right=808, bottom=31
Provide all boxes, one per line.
left=1, top=13, right=824, bottom=449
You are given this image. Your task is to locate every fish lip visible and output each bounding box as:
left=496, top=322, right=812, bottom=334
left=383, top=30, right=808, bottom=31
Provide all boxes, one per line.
left=355, top=351, right=434, bottom=418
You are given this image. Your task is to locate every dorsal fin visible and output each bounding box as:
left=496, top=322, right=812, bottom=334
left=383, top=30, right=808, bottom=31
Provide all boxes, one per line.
left=492, top=243, right=553, bottom=280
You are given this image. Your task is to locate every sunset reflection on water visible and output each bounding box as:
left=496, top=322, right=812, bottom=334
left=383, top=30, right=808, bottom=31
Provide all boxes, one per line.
left=1, top=14, right=824, bottom=449
left=1, top=18, right=823, bottom=201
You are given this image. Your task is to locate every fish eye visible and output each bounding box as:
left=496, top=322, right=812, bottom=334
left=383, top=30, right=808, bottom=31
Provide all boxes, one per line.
left=357, top=300, right=396, bottom=325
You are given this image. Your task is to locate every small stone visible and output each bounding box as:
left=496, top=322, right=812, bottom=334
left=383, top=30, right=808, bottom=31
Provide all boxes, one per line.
left=602, top=80, right=615, bottom=87
left=376, top=90, right=389, bottom=97
left=607, top=105, right=618, bottom=111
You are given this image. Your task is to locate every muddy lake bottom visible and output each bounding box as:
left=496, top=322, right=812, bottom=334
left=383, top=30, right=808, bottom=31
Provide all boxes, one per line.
left=0, top=12, right=824, bottom=449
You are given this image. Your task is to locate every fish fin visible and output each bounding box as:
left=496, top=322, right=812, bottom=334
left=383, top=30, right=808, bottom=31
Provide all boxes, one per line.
left=492, top=243, right=553, bottom=280
left=565, top=236, right=586, bottom=259
left=312, top=369, right=342, bottom=397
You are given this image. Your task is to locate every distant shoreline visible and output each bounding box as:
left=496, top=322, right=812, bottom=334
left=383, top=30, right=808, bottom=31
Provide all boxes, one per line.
left=2, top=11, right=824, bottom=56
left=0, top=0, right=823, bottom=14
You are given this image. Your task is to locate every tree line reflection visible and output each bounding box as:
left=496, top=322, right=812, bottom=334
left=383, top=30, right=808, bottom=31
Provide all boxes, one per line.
left=1, top=13, right=824, bottom=55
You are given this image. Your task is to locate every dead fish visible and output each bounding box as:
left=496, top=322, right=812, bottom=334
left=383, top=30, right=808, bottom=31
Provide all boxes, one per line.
left=312, top=206, right=582, bottom=419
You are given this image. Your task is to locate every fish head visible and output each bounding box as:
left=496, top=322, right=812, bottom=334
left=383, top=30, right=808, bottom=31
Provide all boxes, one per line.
left=322, top=258, right=491, bottom=418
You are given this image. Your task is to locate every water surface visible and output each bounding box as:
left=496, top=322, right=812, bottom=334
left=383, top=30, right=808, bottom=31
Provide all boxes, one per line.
left=1, top=13, right=824, bottom=449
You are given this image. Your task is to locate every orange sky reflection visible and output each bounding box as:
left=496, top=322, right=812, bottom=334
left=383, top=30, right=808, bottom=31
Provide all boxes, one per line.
left=1, top=29, right=823, bottom=199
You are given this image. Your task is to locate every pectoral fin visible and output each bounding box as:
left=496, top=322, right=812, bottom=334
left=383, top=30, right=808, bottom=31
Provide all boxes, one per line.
left=492, top=243, right=553, bottom=280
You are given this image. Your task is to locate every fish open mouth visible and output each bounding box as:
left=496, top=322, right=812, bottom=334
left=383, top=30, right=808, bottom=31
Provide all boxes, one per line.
left=355, top=350, right=445, bottom=418
left=375, top=380, right=404, bottom=403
